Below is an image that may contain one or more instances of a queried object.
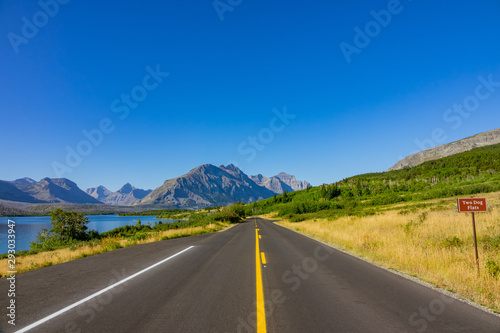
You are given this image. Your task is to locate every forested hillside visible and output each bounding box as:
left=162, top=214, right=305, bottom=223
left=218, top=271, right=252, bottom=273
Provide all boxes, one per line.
left=248, top=143, right=500, bottom=221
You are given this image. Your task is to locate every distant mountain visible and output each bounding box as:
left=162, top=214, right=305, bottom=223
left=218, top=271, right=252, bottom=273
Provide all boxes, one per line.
left=275, top=172, right=310, bottom=191
left=27, top=178, right=102, bottom=204
left=0, top=180, right=41, bottom=203
left=105, top=184, right=152, bottom=205
left=134, top=164, right=275, bottom=209
left=250, top=172, right=310, bottom=194
left=85, top=183, right=152, bottom=206
left=0, top=168, right=309, bottom=209
left=85, top=185, right=112, bottom=201
left=12, top=177, right=37, bottom=185
left=250, top=174, right=291, bottom=194
left=219, top=164, right=265, bottom=188
left=388, top=128, right=500, bottom=171
left=0, top=178, right=101, bottom=204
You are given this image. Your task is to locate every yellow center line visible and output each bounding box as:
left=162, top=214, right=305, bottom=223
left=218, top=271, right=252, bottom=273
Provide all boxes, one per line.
left=255, top=219, right=267, bottom=333
left=261, top=252, right=267, bottom=265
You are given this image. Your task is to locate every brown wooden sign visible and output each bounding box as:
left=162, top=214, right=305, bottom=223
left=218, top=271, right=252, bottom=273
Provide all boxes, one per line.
left=457, top=198, right=487, bottom=213
left=457, top=197, right=487, bottom=275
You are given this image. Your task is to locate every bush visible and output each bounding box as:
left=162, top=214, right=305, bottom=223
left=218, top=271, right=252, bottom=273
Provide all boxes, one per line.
left=483, top=235, right=500, bottom=250
left=29, top=209, right=103, bottom=253
left=485, top=259, right=500, bottom=278
left=207, top=203, right=247, bottom=224
left=403, top=213, right=427, bottom=234
left=29, top=229, right=74, bottom=252
left=87, top=230, right=101, bottom=240
left=230, top=202, right=246, bottom=219
left=371, top=193, right=405, bottom=206
left=442, top=236, right=462, bottom=248
left=101, top=224, right=152, bottom=237
left=129, top=233, right=148, bottom=241
left=49, top=208, right=90, bottom=241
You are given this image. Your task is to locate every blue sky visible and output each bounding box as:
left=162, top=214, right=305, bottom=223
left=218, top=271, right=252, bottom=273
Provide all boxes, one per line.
left=1, top=0, right=500, bottom=191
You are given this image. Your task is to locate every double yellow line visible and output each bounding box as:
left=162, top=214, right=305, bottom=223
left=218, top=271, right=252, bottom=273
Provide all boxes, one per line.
left=255, top=217, right=267, bottom=333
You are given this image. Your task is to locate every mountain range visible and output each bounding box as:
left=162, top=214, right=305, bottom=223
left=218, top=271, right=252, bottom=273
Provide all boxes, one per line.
left=250, top=172, right=309, bottom=193
left=0, top=165, right=309, bottom=210
left=0, top=177, right=101, bottom=204
left=388, top=128, right=500, bottom=171
left=134, top=164, right=309, bottom=209
left=85, top=184, right=152, bottom=206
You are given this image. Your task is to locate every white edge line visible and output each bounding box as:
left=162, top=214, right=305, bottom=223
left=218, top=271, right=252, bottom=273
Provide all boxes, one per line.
left=15, top=246, right=195, bottom=333
left=271, top=220, right=500, bottom=318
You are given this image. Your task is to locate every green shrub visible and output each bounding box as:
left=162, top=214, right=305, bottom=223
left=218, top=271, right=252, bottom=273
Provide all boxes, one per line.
left=485, top=259, right=500, bottom=278
left=129, top=233, right=148, bottom=241
left=29, top=229, right=73, bottom=252
left=482, top=235, right=500, bottom=250
left=49, top=208, right=90, bottom=241
left=101, top=224, right=152, bottom=237
left=403, top=212, right=428, bottom=233
left=27, top=209, right=103, bottom=254
left=442, top=236, right=462, bottom=248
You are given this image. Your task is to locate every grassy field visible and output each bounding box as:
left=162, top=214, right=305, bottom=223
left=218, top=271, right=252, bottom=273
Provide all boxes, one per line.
left=275, top=192, right=500, bottom=312
left=0, top=222, right=231, bottom=277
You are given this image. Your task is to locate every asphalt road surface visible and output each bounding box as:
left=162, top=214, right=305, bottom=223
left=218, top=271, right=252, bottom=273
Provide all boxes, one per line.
left=1, top=217, right=500, bottom=332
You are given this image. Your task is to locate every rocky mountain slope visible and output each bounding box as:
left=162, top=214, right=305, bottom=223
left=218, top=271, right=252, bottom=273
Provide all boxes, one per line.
left=388, top=128, right=500, bottom=171
left=0, top=180, right=41, bottom=203
left=134, top=164, right=276, bottom=209
left=250, top=172, right=310, bottom=194
left=1, top=166, right=309, bottom=209
left=85, top=185, right=112, bottom=202
left=0, top=178, right=101, bottom=204
left=13, top=177, right=37, bottom=185
left=86, top=183, right=152, bottom=205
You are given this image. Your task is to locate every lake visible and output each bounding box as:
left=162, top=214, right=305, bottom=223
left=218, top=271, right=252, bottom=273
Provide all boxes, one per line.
left=0, top=215, right=176, bottom=253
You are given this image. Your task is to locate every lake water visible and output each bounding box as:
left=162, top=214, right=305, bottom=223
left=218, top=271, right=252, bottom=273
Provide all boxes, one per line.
left=0, top=215, right=175, bottom=253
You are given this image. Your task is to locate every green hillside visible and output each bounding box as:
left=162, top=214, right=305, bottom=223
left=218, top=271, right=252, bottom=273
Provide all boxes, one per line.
left=248, top=143, right=500, bottom=221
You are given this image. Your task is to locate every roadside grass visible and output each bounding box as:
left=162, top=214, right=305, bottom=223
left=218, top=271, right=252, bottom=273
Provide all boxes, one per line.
left=0, top=222, right=231, bottom=277
left=256, top=212, right=283, bottom=220
left=276, top=192, right=500, bottom=312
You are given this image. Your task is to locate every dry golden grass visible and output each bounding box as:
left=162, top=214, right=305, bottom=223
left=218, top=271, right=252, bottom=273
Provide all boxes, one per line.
left=257, top=212, right=281, bottom=220
left=1, top=222, right=232, bottom=277
left=278, top=193, right=500, bottom=311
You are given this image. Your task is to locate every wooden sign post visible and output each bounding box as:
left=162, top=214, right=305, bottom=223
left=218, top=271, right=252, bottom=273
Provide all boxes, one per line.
left=457, top=198, right=488, bottom=275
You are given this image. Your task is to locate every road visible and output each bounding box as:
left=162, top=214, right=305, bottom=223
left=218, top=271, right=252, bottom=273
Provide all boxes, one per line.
left=1, top=217, right=500, bottom=332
